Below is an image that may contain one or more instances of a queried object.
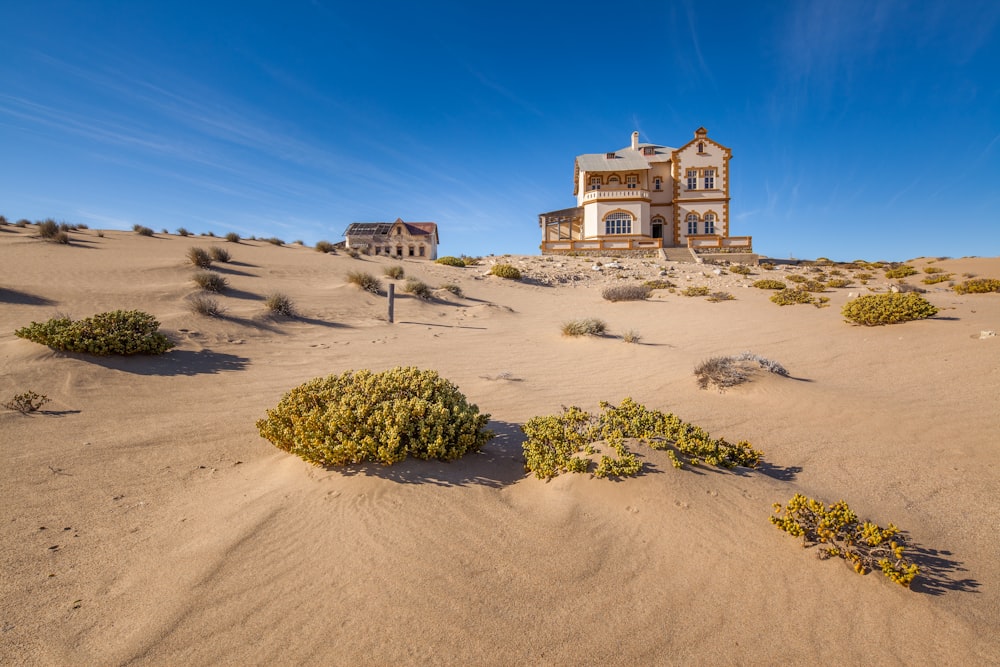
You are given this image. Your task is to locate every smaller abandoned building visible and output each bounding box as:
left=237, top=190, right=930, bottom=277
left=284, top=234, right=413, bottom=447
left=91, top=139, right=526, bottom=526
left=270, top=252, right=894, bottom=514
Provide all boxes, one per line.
left=343, top=218, right=439, bottom=260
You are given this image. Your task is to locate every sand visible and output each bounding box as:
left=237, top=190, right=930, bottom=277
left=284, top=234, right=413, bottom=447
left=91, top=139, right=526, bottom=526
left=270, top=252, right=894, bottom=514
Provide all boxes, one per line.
left=1, top=225, right=998, bottom=665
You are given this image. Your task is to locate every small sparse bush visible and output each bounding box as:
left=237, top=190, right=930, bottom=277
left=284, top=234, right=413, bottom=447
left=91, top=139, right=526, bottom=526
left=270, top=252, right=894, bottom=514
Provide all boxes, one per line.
left=695, top=352, right=788, bottom=391
left=15, top=310, right=174, bottom=356
left=884, top=265, right=917, bottom=279
left=680, top=285, right=710, bottom=297
left=192, top=270, right=228, bottom=293
left=921, top=274, right=953, bottom=285
left=854, top=272, right=873, bottom=281
left=798, top=279, right=827, bottom=293
left=621, top=330, right=641, bottom=344
left=3, top=390, right=51, bottom=414
left=923, top=266, right=943, bottom=274
left=315, top=240, right=336, bottom=253
left=770, top=288, right=816, bottom=306
left=96, top=230, right=104, bottom=238
left=37, top=219, right=59, bottom=239
left=256, top=367, right=493, bottom=467
left=521, top=398, right=761, bottom=480
left=59, top=223, right=71, bottom=233
left=759, top=262, right=775, bottom=270
left=225, top=232, right=241, bottom=243
left=460, top=255, right=481, bottom=266
left=347, top=270, right=382, bottom=295
left=188, top=294, right=225, bottom=317
left=346, top=249, right=360, bottom=259
left=706, top=291, right=734, bottom=302
left=643, top=279, right=675, bottom=290
left=893, top=283, right=925, bottom=294
left=177, top=227, right=190, bottom=237
left=770, top=494, right=918, bottom=587
left=729, top=264, right=753, bottom=276
left=0, top=215, right=7, bottom=225
left=204, top=231, right=216, bottom=237
left=383, top=265, right=405, bottom=279
left=435, top=256, right=466, bottom=267
left=51, top=231, right=70, bottom=244
left=490, top=263, right=522, bottom=280
left=208, top=246, right=231, bottom=262
left=561, top=318, right=607, bottom=337
left=753, top=279, right=786, bottom=290
left=953, top=278, right=1000, bottom=294
left=825, top=278, right=851, bottom=288
left=439, top=283, right=463, bottom=297
left=186, top=247, right=213, bottom=269
left=264, top=292, right=296, bottom=317
left=602, top=284, right=650, bottom=302
left=15, top=219, right=30, bottom=227
left=266, top=237, right=285, bottom=246
left=842, top=293, right=938, bottom=325
left=403, top=278, right=433, bottom=300
left=786, top=274, right=807, bottom=283
left=133, top=225, right=154, bottom=237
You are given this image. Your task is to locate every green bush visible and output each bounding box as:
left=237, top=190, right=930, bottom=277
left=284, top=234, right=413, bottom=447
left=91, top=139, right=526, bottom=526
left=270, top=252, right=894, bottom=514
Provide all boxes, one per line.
left=643, top=279, right=675, bottom=290
left=403, top=278, right=433, bottom=300
left=786, top=274, right=807, bottom=283
left=187, top=247, right=213, bottom=268
left=953, top=278, right=1000, bottom=294
left=521, top=398, right=762, bottom=480
left=921, top=274, right=953, bottom=285
left=3, top=390, right=51, bottom=414
left=884, top=265, right=917, bottom=279
left=264, top=292, right=295, bottom=317
left=490, top=263, right=522, bottom=280
left=15, top=310, right=174, bottom=356
left=256, top=367, right=493, bottom=467
left=770, top=494, right=919, bottom=587
left=435, top=256, right=466, bottom=267
left=842, top=293, right=938, bottom=325
left=225, top=232, right=241, bottom=243
left=825, top=278, right=852, bottom=288
left=602, top=284, right=650, bottom=302
left=854, top=272, right=873, bottom=281
left=561, top=318, right=607, bottom=337
left=680, top=285, right=710, bottom=297
left=752, top=279, right=786, bottom=290
left=346, top=270, right=382, bottom=295
left=923, top=266, right=943, bottom=274
left=770, top=288, right=815, bottom=306
left=798, top=279, right=827, bottom=293
left=208, top=245, right=231, bottom=262
left=383, top=264, right=405, bottom=279
left=192, top=270, right=228, bottom=292
left=315, top=240, right=336, bottom=253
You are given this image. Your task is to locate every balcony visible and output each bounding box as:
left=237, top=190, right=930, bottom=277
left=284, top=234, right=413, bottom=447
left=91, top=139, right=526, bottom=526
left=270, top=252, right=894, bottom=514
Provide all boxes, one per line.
left=541, top=236, right=663, bottom=254
left=582, top=189, right=650, bottom=203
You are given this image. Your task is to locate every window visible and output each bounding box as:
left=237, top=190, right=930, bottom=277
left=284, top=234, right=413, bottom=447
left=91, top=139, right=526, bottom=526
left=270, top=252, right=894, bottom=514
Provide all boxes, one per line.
left=697, top=142, right=705, bottom=153
left=396, top=245, right=403, bottom=256
left=653, top=177, right=662, bottom=191
left=590, top=176, right=602, bottom=190
left=704, top=169, right=715, bottom=189
left=608, top=175, right=621, bottom=186
left=395, top=227, right=402, bottom=235
left=686, top=213, right=699, bottom=235
left=687, top=170, right=698, bottom=190
left=408, top=246, right=415, bottom=256
left=643, top=146, right=655, bottom=156
left=419, top=246, right=425, bottom=257
left=604, top=211, right=633, bottom=235
left=626, top=175, right=638, bottom=189
left=704, top=213, right=715, bottom=234
left=606, top=152, right=616, bottom=159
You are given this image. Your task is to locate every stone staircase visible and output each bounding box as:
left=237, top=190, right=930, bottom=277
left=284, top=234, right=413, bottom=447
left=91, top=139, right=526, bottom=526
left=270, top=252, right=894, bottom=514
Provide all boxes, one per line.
left=659, top=247, right=699, bottom=263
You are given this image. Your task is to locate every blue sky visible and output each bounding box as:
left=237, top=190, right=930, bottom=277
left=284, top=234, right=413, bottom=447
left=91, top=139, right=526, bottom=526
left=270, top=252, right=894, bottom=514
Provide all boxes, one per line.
left=1, top=1, right=998, bottom=261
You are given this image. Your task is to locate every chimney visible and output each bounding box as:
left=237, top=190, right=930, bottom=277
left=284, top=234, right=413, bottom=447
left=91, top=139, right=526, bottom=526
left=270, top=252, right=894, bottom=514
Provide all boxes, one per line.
left=631, top=131, right=639, bottom=151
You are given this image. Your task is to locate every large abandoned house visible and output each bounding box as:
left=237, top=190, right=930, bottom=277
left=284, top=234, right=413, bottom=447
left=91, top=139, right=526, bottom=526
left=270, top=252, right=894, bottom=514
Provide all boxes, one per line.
left=343, top=218, right=439, bottom=260
left=539, top=128, right=751, bottom=257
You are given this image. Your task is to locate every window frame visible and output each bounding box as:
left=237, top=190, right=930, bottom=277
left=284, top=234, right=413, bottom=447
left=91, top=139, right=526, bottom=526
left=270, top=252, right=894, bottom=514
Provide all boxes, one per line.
left=704, top=213, right=716, bottom=234
left=703, top=168, right=715, bottom=189
left=604, top=211, right=633, bottom=235
left=686, top=213, right=699, bottom=235
left=686, top=169, right=698, bottom=190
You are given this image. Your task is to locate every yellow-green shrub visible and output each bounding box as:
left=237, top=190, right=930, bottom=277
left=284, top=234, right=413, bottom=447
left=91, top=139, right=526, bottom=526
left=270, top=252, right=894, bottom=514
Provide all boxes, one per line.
left=521, top=398, right=761, bottom=479
left=953, top=278, right=1000, bottom=294
left=681, top=285, right=710, bottom=297
left=643, top=279, right=675, bottom=290
left=921, top=273, right=953, bottom=285
left=15, top=310, right=174, bottom=356
left=770, top=494, right=919, bottom=587
left=490, top=263, right=522, bottom=280
left=770, top=288, right=815, bottom=306
left=825, top=278, right=851, bottom=288
left=752, top=279, right=786, bottom=290
left=435, top=256, right=466, bottom=267
left=256, top=367, right=493, bottom=467
left=841, top=293, right=938, bottom=325
left=884, top=265, right=917, bottom=279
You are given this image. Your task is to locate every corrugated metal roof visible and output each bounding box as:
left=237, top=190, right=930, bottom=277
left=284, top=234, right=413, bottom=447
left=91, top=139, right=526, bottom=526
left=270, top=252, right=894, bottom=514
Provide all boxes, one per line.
left=576, top=143, right=675, bottom=172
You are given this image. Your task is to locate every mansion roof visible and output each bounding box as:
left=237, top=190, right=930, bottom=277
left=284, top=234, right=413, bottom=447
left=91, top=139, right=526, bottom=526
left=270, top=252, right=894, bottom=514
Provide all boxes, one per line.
left=575, top=142, right=675, bottom=173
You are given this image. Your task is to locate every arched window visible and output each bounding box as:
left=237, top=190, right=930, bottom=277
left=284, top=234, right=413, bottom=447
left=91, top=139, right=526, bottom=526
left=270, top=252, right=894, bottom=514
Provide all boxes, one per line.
left=704, top=213, right=716, bottom=234
left=686, top=213, right=699, bottom=235
left=605, top=211, right=633, bottom=235
left=608, top=175, right=621, bottom=186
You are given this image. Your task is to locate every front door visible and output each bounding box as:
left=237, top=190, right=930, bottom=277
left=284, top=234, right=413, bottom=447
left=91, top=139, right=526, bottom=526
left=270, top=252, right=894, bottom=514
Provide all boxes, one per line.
left=652, top=223, right=663, bottom=239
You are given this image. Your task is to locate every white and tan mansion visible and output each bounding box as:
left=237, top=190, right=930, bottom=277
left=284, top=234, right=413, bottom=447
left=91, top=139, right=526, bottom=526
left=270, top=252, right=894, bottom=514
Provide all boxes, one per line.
left=539, top=127, right=751, bottom=256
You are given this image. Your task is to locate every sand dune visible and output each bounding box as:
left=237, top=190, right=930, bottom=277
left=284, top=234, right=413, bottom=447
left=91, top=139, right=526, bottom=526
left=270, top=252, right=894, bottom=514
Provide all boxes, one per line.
left=1, top=226, right=998, bottom=665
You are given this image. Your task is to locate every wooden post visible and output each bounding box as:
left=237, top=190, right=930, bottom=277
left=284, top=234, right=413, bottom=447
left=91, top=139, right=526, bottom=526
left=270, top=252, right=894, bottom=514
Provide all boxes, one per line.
left=387, top=283, right=395, bottom=323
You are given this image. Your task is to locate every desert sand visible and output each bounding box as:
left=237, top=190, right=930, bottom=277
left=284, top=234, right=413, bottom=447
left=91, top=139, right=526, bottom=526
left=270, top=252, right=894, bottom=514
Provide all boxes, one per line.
left=1, top=225, right=998, bottom=666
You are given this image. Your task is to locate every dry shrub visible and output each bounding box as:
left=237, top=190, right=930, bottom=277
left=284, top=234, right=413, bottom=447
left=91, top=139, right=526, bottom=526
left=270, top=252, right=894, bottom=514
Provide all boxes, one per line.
left=133, top=225, right=154, bottom=236
left=225, top=232, right=241, bottom=243
left=177, top=227, right=190, bottom=237
left=188, top=294, right=225, bottom=317
left=602, top=284, right=651, bottom=302
left=315, top=240, right=336, bottom=253
left=187, top=247, right=213, bottom=268
left=347, top=270, right=382, bottom=294
left=706, top=291, right=734, bottom=302
left=438, top=283, right=463, bottom=297
left=265, top=292, right=296, bottom=317
left=403, top=278, right=433, bottom=300
left=192, top=270, right=228, bottom=292
left=208, top=246, right=231, bottom=262
left=561, top=318, right=607, bottom=337
left=621, top=329, right=641, bottom=344
left=383, top=264, right=405, bottom=279
left=3, top=390, right=50, bottom=414
left=694, top=352, right=788, bottom=391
